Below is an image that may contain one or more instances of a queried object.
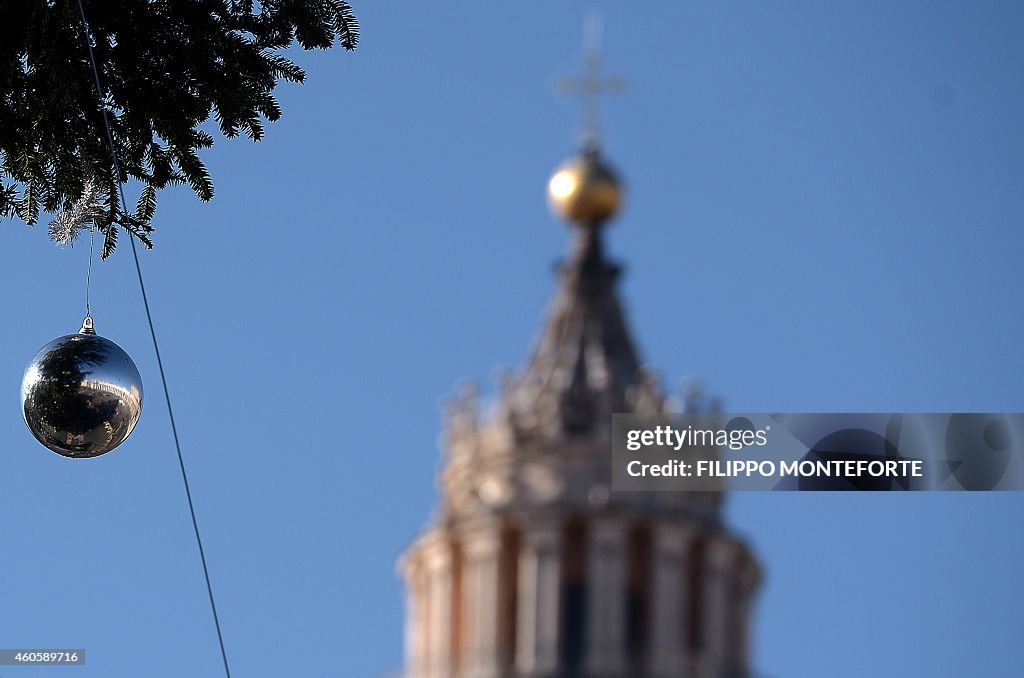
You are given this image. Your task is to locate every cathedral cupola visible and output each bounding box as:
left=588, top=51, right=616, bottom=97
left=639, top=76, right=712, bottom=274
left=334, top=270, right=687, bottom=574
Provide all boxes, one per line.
left=399, top=20, right=760, bottom=678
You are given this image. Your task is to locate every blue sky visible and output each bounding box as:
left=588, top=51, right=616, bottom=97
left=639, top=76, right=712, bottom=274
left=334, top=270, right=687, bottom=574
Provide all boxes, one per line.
left=2, top=2, right=1023, bottom=676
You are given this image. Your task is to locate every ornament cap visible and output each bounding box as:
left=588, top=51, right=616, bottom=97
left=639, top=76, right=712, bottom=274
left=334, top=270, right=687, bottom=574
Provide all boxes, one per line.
left=80, top=315, right=95, bottom=335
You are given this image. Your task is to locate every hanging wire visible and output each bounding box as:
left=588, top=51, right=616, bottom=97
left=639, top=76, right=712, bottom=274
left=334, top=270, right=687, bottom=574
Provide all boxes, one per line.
left=85, top=224, right=94, bottom=319
left=73, top=2, right=232, bottom=676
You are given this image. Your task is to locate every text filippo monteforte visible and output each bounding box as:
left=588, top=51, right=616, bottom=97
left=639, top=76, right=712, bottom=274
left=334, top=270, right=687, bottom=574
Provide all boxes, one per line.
left=624, top=424, right=923, bottom=479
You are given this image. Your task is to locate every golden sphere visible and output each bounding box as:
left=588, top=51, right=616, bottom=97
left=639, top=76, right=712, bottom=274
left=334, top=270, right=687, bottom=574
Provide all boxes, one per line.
left=547, top=149, right=622, bottom=225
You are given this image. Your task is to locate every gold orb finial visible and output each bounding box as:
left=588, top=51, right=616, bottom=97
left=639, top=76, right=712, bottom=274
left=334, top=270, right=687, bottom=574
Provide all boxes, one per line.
left=547, top=146, right=622, bottom=227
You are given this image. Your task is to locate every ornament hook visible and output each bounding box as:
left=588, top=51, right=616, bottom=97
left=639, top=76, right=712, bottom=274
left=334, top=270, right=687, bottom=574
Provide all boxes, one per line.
left=80, top=315, right=96, bottom=335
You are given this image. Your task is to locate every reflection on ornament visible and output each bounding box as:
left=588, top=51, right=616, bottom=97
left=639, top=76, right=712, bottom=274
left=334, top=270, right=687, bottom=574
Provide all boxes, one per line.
left=21, top=317, right=143, bottom=458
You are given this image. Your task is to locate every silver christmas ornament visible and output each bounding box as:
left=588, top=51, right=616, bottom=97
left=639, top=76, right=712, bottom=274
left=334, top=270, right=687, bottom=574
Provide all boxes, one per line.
left=21, top=316, right=143, bottom=458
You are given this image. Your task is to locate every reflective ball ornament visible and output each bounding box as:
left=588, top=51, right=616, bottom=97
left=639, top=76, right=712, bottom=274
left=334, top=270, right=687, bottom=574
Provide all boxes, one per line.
left=21, top=317, right=143, bottom=458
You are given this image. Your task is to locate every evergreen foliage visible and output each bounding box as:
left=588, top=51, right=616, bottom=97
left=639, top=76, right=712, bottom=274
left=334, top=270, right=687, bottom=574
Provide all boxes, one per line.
left=0, top=0, right=359, bottom=256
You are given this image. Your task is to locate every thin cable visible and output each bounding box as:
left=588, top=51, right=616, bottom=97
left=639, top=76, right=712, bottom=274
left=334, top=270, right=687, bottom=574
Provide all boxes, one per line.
left=74, top=3, right=232, bottom=677
left=85, top=225, right=94, bottom=317
left=127, top=233, right=234, bottom=678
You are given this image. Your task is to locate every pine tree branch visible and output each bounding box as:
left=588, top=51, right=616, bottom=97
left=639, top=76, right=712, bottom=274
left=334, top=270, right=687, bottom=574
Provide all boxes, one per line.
left=0, top=0, right=361, bottom=254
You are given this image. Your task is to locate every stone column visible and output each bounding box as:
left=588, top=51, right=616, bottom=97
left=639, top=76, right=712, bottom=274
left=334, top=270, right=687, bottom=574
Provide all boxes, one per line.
left=701, top=538, right=738, bottom=677
left=584, top=519, right=627, bottom=675
left=403, top=555, right=426, bottom=678
left=424, top=540, right=454, bottom=678
left=647, top=524, right=693, bottom=676
left=461, top=529, right=503, bottom=678
left=515, top=521, right=563, bottom=676
left=735, top=552, right=761, bottom=674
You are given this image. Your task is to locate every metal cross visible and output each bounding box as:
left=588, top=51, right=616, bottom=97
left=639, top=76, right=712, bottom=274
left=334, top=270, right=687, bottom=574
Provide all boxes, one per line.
left=557, top=13, right=627, bottom=145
